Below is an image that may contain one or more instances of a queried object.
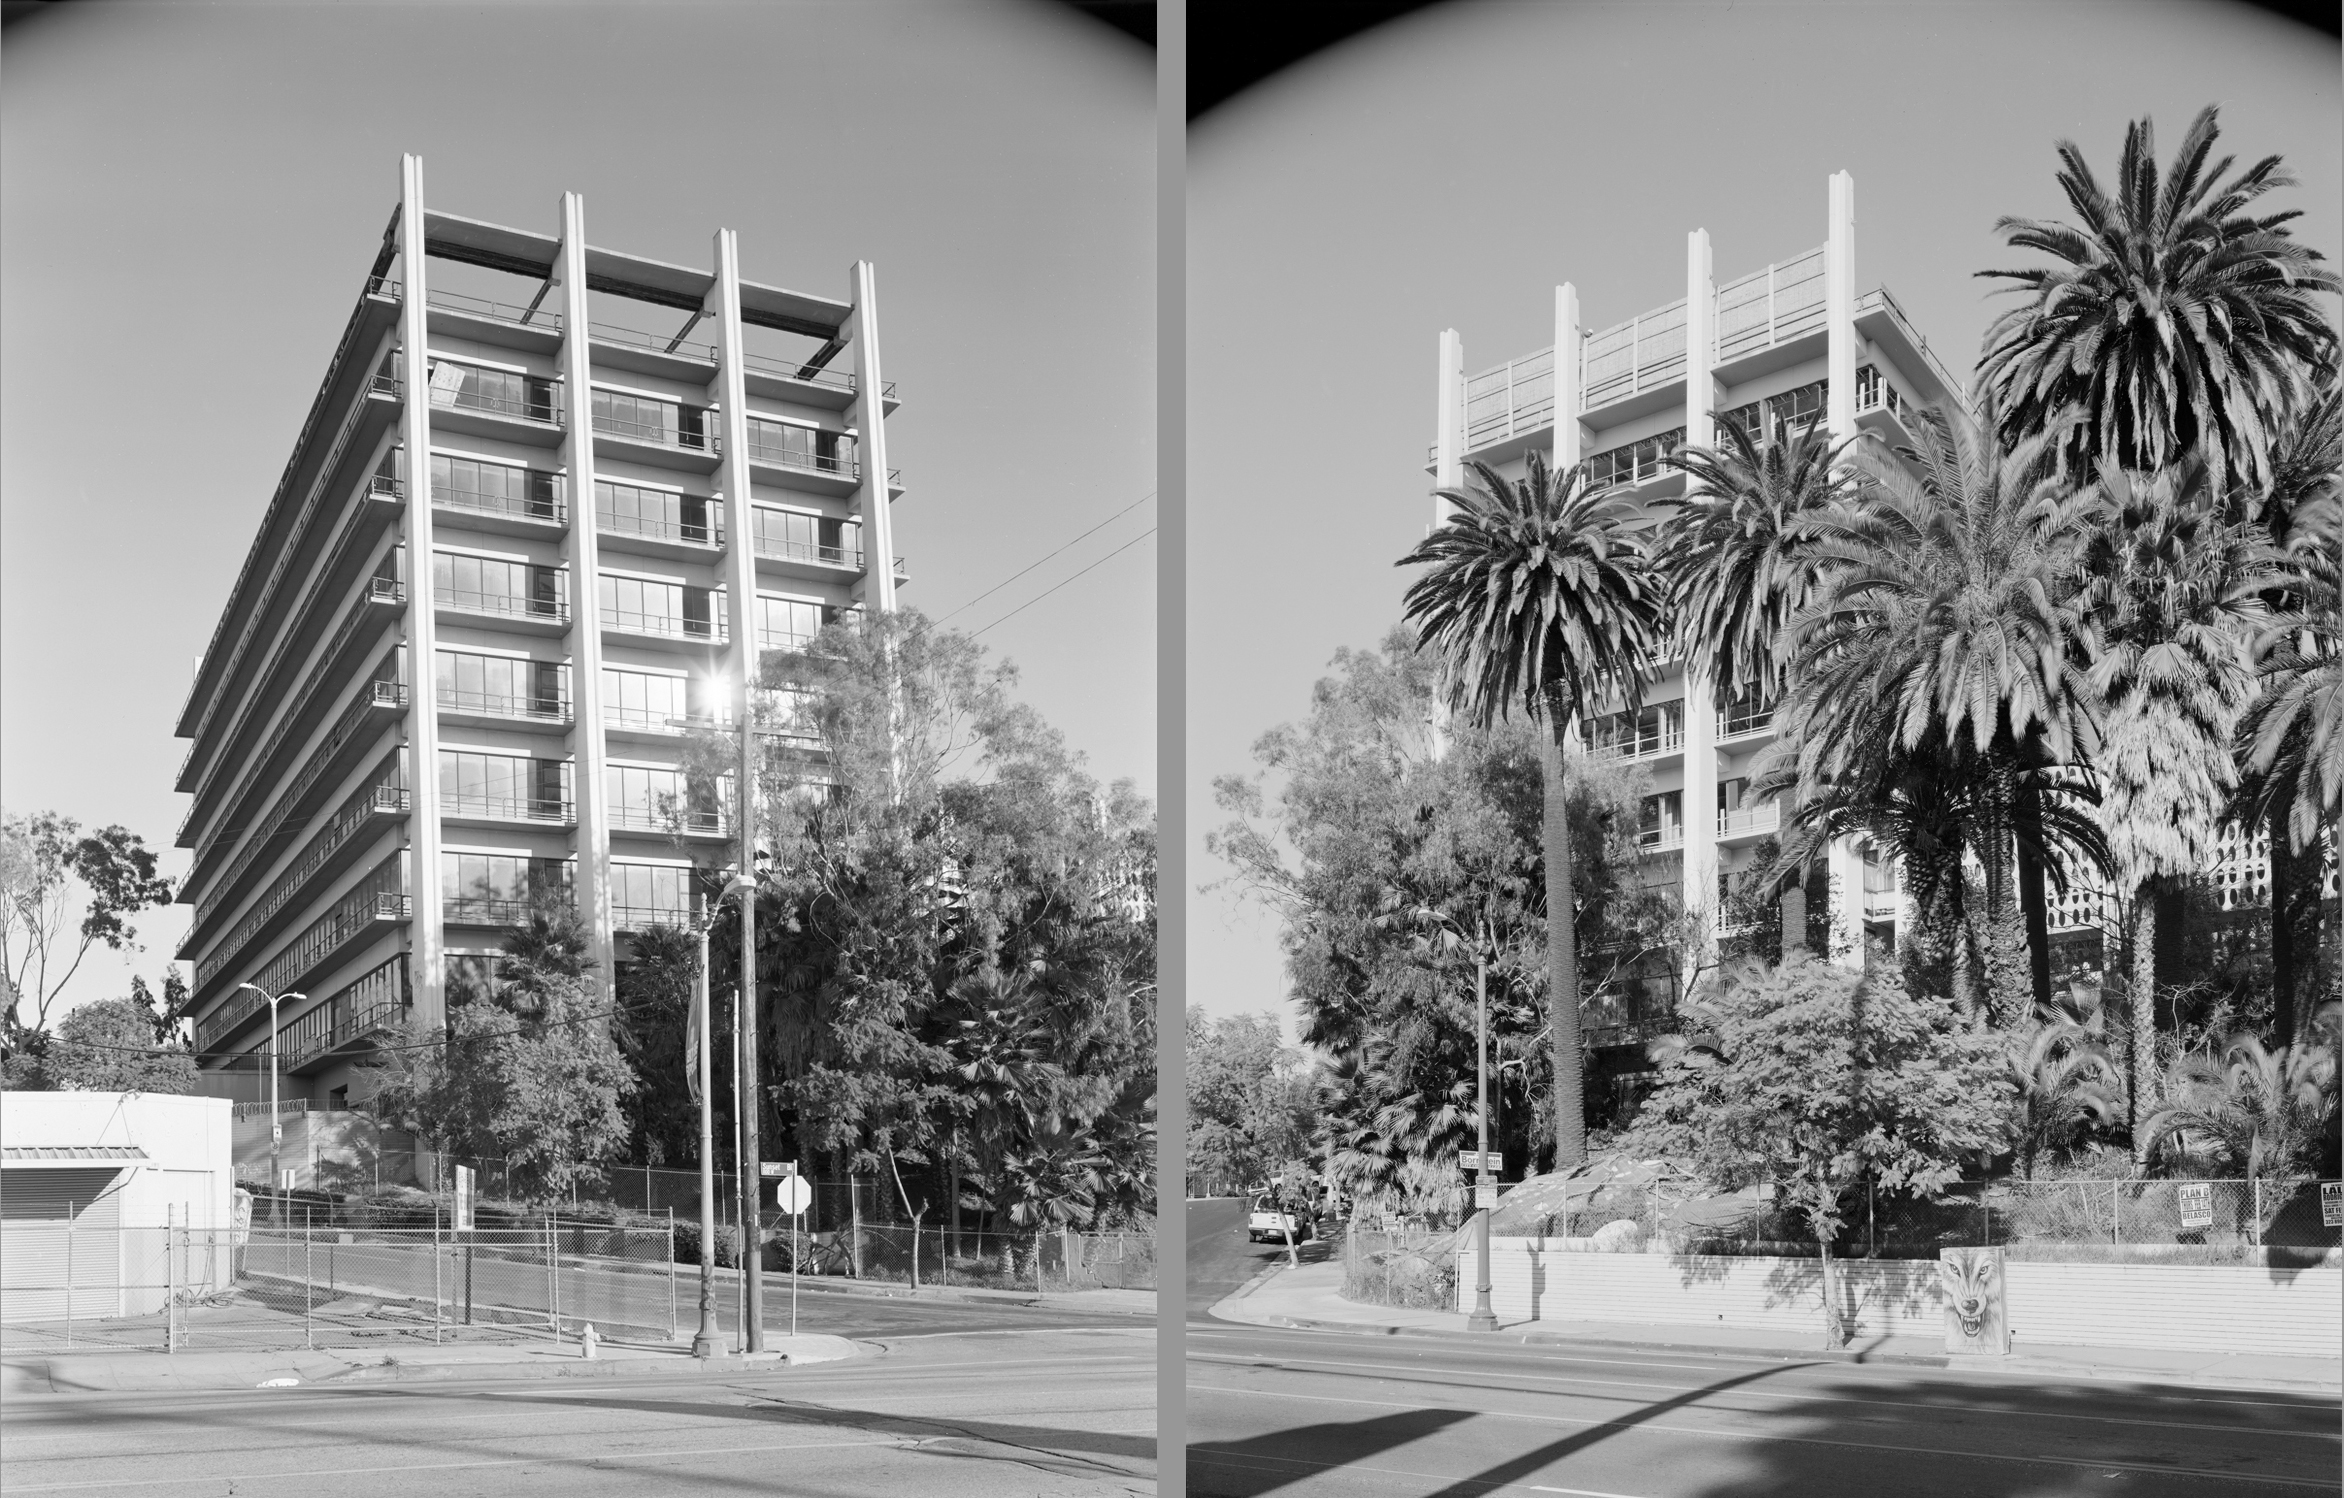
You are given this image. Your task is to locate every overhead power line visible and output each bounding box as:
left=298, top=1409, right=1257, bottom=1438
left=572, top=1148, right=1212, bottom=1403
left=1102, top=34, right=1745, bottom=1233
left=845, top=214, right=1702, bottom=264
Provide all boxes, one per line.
left=932, top=491, right=1155, bottom=625
left=969, top=528, right=1156, bottom=640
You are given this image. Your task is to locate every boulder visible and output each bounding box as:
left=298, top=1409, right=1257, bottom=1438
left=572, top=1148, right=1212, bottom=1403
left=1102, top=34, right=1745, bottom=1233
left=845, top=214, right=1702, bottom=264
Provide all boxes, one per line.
left=1588, top=1219, right=1646, bottom=1253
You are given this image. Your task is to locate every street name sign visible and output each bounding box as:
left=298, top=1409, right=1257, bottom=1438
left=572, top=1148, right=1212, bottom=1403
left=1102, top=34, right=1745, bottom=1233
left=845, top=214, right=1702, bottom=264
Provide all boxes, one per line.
left=760, top=1161, right=789, bottom=1178
left=1458, top=1151, right=1503, bottom=1174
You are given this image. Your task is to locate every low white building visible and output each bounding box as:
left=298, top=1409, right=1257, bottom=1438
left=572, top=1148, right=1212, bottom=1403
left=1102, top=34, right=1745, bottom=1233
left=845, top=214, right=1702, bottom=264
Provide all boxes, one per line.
left=0, top=1090, right=237, bottom=1321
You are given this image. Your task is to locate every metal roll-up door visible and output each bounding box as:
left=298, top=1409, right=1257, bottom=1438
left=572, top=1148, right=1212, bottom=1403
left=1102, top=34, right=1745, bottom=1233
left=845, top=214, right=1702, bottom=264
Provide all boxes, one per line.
left=0, top=1167, right=128, bottom=1323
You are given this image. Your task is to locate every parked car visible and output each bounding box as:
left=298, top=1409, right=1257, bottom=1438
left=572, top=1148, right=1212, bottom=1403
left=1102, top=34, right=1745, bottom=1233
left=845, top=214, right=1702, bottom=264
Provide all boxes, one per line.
left=1248, top=1195, right=1313, bottom=1243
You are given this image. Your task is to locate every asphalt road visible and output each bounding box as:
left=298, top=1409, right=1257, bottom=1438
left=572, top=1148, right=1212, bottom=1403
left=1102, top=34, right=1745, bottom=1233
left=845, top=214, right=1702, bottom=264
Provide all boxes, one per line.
left=0, top=1327, right=1156, bottom=1497
left=1185, top=1200, right=2342, bottom=1498
left=1186, top=1197, right=1329, bottom=1318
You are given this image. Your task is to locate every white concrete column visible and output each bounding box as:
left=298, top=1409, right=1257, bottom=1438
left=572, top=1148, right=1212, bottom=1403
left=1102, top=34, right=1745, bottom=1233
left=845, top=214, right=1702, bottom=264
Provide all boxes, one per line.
left=1435, top=328, right=1464, bottom=516
left=1824, top=170, right=1866, bottom=967
left=558, top=192, right=616, bottom=997
left=1680, top=230, right=1720, bottom=959
left=711, top=230, right=760, bottom=730
left=1552, top=285, right=1583, bottom=474
left=846, top=261, right=898, bottom=614
left=397, top=154, right=447, bottom=1029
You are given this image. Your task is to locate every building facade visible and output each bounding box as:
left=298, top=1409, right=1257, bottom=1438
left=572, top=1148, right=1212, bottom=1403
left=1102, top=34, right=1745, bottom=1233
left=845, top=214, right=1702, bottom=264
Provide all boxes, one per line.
left=175, top=156, right=903, bottom=1106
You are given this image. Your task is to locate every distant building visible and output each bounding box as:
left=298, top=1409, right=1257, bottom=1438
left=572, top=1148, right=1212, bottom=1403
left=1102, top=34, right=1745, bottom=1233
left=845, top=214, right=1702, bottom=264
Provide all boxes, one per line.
left=173, top=155, right=904, bottom=1106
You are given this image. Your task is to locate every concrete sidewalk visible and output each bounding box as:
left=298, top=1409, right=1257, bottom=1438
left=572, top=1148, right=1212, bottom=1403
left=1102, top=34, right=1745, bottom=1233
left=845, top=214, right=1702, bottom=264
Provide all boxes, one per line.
left=1210, top=1260, right=2344, bottom=1396
left=1, top=1331, right=861, bottom=1397
left=691, top=1262, right=1155, bottom=1317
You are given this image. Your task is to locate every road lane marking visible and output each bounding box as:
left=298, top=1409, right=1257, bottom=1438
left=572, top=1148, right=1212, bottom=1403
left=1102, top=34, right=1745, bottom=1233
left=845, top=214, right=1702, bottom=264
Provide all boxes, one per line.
left=1185, top=1382, right=2334, bottom=1488
left=1184, top=1351, right=2338, bottom=1440
left=0, top=1436, right=906, bottom=1492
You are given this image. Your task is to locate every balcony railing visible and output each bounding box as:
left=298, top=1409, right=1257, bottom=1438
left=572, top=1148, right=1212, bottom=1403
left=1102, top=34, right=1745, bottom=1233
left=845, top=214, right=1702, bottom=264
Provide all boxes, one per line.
left=438, top=481, right=566, bottom=526
left=426, top=362, right=563, bottom=425
left=440, top=588, right=570, bottom=623
left=1718, top=803, right=1780, bottom=838
left=600, top=509, right=723, bottom=548
left=743, top=436, right=858, bottom=481
left=445, top=890, right=574, bottom=927
left=440, top=793, right=574, bottom=825
left=1716, top=705, right=1774, bottom=739
left=614, top=903, right=701, bottom=933
left=592, top=410, right=717, bottom=453
left=425, top=286, right=563, bottom=333
left=282, top=955, right=410, bottom=1069
left=437, top=688, right=570, bottom=724
left=1586, top=725, right=1684, bottom=762
left=603, top=704, right=729, bottom=732
left=193, top=778, right=408, bottom=992
left=608, top=803, right=726, bottom=835
left=1635, top=824, right=1686, bottom=851
left=601, top=608, right=725, bottom=642
left=755, top=537, right=860, bottom=569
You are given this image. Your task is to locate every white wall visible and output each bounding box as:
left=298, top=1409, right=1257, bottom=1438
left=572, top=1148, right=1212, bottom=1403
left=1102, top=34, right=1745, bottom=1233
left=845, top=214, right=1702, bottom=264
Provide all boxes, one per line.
left=1460, top=1237, right=2344, bottom=1359
left=1, top=1091, right=233, bottom=1232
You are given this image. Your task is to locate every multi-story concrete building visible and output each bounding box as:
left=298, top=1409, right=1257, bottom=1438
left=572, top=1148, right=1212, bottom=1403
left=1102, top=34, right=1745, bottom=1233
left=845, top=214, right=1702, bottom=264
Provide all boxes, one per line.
left=175, top=156, right=903, bottom=1107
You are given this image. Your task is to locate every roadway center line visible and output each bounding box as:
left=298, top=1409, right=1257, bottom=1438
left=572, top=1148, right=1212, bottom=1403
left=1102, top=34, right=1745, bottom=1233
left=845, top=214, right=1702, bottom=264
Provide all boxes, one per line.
left=1183, top=1380, right=2335, bottom=1488
left=1184, top=1351, right=2337, bottom=1440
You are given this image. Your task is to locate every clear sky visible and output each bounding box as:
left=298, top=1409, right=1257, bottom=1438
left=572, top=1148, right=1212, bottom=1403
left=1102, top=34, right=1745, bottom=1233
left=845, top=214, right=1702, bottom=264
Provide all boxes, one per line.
left=1187, top=0, right=2342, bottom=1038
left=1, top=0, right=1153, bottom=1017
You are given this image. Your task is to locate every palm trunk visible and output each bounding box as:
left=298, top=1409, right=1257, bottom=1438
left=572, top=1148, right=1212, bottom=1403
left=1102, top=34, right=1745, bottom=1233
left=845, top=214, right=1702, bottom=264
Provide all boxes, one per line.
left=2128, top=888, right=2157, bottom=1165
left=1540, top=725, right=1585, bottom=1170
left=2269, top=793, right=2298, bottom=1049
left=2014, top=777, right=2052, bottom=1013
left=1948, top=869, right=1984, bottom=1019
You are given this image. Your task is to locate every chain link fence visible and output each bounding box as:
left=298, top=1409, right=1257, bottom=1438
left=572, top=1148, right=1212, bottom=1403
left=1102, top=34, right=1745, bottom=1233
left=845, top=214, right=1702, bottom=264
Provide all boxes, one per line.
left=1341, top=1225, right=1458, bottom=1309
left=0, top=1219, right=684, bottom=1355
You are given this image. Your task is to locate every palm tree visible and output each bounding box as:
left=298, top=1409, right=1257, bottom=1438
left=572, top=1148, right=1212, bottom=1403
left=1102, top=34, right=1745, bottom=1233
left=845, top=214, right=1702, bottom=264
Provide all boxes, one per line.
left=2233, top=493, right=2342, bottom=1045
left=1765, top=401, right=2094, bottom=1018
left=1655, top=411, right=1856, bottom=706
left=2006, top=994, right=2122, bottom=1179
left=2068, top=455, right=2274, bottom=1160
left=1978, top=104, right=2342, bottom=495
left=2142, top=1005, right=2340, bottom=1184
left=1398, top=452, right=1664, bottom=1169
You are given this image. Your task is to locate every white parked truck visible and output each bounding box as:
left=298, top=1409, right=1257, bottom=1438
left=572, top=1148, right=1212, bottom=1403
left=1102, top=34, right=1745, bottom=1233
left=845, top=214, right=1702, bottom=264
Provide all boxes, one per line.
left=1247, top=1195, right=1313, bottom=1243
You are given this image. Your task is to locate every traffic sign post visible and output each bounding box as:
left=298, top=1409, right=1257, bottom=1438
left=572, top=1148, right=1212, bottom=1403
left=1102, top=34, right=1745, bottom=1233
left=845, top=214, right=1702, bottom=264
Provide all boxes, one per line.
left=776, top=1166, right=812, bottom=1339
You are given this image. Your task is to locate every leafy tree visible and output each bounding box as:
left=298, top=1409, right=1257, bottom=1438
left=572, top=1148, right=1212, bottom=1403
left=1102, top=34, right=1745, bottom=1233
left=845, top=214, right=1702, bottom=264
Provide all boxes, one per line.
left=1186, top=1007, right=1316, bottom=1201
left=1398, top=453, right=1665, bottom=1169
left=369, top=901, right=637, bottom=1203
left=1, top=811, right=176, bottom=1052
left=2067, top=456, right=2273, bottom=1157
left=16, top=996, right=197, bottom=1093
left=2143, top=1005, right=2340, bottom=1181
left=611, top=923, right=702, bottom=1168
left=1978, top=104, right=2341, bottom=495
left=2005, top=986, right=2123, bottom=1178
left=1620, top=957, right=2010, bottom=1346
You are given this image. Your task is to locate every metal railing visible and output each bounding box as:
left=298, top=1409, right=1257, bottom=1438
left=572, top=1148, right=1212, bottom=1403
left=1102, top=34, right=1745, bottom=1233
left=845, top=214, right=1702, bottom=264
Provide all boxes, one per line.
left=754, top=536, right=859, bottom=569
left=600, top=608, right=724, bottom=642
left=1718, top=803, right=1780, bottom=837
left=427, top=363, right=562, bottom=425
left=445, top=892, right=574, bottom=927
left=612, top=904, right=701, bottom=932
left=1857, top=285, right=1968, bottom=404
left=197, top=876, right=409, bottom=1053
left=437, top=483, right=566, bottom=526
left=591, top=409, right=717, bottom=453
left=436, top=688, right=570, bottom=724
left=743, top=437, right=858, bottom=481
left=1586, top=724, right=1684, bottom=761
left=1716, top=705, right=1774, bottom=739
left=440, top=794, right=575, bottom=825
left=599, top=508, right=723, bottom=548
left=608, top=805, right=726, bottom=835
left=425, top=285, right=564, bottom=332
left=282, top=956, right=410, bottom=1069
left=1635, top=824, right=1687, bottom=851
left=193, top=777, right=408, bottom=992
left=602, top=704, right=729, bottom=732
left=439, top=588, right=570, bottom=622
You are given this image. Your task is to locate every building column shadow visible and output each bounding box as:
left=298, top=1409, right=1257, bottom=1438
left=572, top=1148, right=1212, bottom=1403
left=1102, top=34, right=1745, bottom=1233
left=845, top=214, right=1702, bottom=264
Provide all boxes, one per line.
left=1188, top=1407, right=1475, bottom=1496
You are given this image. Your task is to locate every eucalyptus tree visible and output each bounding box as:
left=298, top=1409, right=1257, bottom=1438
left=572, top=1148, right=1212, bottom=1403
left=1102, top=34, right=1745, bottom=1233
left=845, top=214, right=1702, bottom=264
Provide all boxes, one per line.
left=1398, top=453, right=1665, bottom=1168
left=2069, top=455, right=2275, bottom=1158
left=1977, top=104, right=2341, bottom=495
left=1761, top=403, right=2094, bottom=1018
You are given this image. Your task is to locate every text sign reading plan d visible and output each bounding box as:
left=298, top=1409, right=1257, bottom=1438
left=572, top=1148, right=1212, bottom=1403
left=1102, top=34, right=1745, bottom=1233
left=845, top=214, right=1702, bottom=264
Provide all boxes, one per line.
left=2178, top=1182, right=2214, bottom=1229
left=2322, top=1181, right=2342, bottom=1229
left=775, top=1176, right=813, bottom=1216
left=1458, top=1151, right=1503, bottom=1174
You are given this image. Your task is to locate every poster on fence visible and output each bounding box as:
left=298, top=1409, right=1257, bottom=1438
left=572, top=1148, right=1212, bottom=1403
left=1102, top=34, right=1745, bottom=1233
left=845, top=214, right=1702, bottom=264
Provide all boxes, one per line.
left=2323, top=1182, right=2342, bottom=1229
left=2177, top=1182, right=2213, bottom=1229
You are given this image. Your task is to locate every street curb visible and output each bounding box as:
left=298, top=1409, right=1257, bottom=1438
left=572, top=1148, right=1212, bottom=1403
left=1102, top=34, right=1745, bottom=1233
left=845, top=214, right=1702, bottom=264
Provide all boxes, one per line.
left=5, top=1338, right=864, bottom=1395
left=1229, top=1312, right=2343, bottom=1395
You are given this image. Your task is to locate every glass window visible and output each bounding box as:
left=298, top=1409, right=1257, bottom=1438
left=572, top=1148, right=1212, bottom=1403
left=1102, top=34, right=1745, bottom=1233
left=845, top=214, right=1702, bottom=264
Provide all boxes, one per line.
left=602, top=667, right=690, bottom=728
left=755, top=596, right=826, bottom=653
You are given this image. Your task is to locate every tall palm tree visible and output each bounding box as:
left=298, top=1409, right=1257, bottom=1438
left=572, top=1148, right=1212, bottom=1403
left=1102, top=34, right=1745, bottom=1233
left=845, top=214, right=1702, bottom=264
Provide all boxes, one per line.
left=1655, top=411, right=1856, bottom=707
left=1767, top=401, right=2095, bottom=1018
left=2233, top=494, right=2342, bottom=1045
left=1398, top=452, right=1664, bottom=1168
left=2069, top=455, right=2274, bottom=1160
left=1978, top=104, right=2342, bottom=495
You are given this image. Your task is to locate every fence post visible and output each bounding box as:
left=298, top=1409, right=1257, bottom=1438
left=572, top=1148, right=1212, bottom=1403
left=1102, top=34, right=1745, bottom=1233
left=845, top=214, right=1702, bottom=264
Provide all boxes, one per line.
left=1866, top=1180, right=1875, bottom=1259
left=1981, top=1182, right=1991, bottom=1248
left=546, top=1212, right=559, bottom=1337
left=64, top=1203, right=73, bottom=1351
left=2252, top=1178, right=2263, bottom=1248
left=2112, top=1178, right=2121, bottom=1244
left=304, top=1223, right=314, bottom=1351
left=667, top=1212, right=677, bottom=1343
left=166, top=1211, right=180, bottom=1355
left=433, top=1214, right=442, bottom=1346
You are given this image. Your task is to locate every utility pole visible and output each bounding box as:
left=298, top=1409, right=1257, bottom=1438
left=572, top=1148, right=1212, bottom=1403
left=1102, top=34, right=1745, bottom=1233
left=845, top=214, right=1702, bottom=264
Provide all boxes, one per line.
left=1467, top=942, right=1497, bottom=1333
left=235, top=984, right=302, bottom=1225
left=735, top=660, right=763, bottom=1352
left=690, top=922, right=716, bottom=1358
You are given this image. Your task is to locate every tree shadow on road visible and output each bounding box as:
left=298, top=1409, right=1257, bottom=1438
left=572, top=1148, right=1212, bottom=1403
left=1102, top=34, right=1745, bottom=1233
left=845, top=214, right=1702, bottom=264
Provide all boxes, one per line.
left=1188, top=1406, right=1475, bottom=1495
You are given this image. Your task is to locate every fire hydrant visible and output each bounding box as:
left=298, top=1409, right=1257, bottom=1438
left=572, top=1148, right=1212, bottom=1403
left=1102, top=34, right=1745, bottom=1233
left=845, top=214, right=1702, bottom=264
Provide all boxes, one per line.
left=581, top=1323, right=599, bottom=1360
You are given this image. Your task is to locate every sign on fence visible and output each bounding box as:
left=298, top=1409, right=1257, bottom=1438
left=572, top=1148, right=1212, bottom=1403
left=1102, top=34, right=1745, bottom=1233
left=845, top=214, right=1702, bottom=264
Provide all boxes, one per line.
left=453, top=1165, right=475, bottom=1232
left=2323, top=1182, right=2342, bottom=1229
left=2177, top=1182, right=2213, bottom=1229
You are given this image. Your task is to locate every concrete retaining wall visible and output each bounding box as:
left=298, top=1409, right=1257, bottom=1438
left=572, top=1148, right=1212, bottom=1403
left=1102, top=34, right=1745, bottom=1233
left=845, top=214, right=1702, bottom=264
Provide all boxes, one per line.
left=1457, top=1237, right=2344, bottom=1358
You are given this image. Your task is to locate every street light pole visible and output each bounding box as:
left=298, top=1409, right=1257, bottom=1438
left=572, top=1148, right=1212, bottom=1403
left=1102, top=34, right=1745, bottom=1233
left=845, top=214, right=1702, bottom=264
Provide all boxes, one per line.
left=236, top=983, right=302, bottom=1227
left=1467, top=948, right=1497, bottom=1333
left=691, top=922, right=717, bottom=1358
left=733, top=672, right=763, bottom=1354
